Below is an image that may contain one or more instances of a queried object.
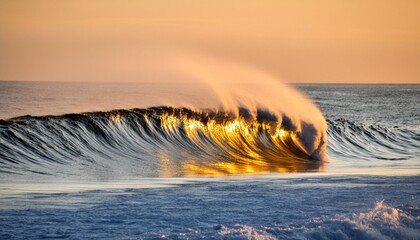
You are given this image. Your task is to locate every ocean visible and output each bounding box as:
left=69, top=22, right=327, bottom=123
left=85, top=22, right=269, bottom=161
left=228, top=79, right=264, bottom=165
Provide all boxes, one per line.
left=0, top=82, right=419, bottom=239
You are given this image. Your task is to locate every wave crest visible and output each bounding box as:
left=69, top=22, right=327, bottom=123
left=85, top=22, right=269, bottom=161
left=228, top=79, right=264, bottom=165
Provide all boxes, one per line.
left=0, top=107, right=327, bottom=178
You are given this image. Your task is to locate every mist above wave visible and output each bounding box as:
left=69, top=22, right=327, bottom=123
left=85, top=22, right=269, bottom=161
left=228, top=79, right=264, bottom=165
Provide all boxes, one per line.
left=0, top=52, right=332, bottom=178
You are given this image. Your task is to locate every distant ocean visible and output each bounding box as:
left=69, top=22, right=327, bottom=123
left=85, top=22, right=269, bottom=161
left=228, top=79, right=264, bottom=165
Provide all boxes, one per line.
left=0, top=82, right=419, bottom=239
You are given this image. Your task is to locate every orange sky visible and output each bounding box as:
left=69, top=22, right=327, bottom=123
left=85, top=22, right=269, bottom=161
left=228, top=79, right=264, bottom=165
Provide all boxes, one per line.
left=1, top=0, right=419, bottom=83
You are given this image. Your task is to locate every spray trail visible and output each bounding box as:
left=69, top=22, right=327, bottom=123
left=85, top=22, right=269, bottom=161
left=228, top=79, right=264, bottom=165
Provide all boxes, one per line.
left=0, top=53, right=328, bottom=178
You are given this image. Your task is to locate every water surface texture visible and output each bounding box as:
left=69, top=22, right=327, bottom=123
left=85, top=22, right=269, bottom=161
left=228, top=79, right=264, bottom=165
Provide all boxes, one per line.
left=0, top=82, right=419, bottom=239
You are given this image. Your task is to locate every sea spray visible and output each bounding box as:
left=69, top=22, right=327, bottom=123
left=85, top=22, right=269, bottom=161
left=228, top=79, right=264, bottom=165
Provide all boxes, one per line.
left=0, top=52, right=329, bottom=177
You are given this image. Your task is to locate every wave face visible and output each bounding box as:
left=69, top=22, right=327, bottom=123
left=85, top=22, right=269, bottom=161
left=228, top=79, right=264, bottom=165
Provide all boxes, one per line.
left=1, top=107, right=419, bottom=178
left=0, top=107, right=327, bottom=178
left=327, top=119, right=420, bottom=161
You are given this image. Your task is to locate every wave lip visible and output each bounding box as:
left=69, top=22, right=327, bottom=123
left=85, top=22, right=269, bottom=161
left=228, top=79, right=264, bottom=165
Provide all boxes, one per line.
left=0, top=107, right=327, bottom=178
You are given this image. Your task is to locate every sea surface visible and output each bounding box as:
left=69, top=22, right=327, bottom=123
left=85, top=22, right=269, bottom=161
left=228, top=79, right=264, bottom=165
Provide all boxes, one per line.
left=0, top=82, right=419, bottom=239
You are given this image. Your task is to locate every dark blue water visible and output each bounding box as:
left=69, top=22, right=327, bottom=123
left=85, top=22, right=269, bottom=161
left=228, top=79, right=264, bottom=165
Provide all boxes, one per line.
left=1, top=175, right=419, bottom=239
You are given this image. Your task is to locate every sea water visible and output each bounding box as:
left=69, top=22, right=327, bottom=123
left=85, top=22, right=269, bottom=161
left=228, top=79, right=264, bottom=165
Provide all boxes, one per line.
left=0, top=82, right=419, bottom=239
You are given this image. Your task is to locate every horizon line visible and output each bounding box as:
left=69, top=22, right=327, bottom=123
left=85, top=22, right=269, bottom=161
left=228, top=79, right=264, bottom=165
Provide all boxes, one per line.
left=0, top=80, right=419, bottom=85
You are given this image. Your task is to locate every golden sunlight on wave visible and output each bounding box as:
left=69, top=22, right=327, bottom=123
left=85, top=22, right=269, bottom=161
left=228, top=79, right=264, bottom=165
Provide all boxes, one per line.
left=156, top=113, right=324, bottom=176
left=108, top=113, right=122, bottom=123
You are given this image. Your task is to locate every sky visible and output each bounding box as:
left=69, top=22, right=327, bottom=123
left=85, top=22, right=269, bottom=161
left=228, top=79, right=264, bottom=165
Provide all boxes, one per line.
left=0, top=0, right=419, bottom=83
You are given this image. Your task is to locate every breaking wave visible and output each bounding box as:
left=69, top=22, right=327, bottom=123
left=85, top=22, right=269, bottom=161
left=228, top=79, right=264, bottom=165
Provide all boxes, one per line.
left=302, top=201, right=420, bottom=240
left=0, top=107, right=419, bottom=178
left=215, top=201, right=420, bottom=240
left=0, top=107, right=327, bottom=178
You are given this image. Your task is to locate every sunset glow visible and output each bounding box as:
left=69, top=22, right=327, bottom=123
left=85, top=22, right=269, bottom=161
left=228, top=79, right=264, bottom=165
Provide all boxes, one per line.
left=1, top=0, right=419, bottom=83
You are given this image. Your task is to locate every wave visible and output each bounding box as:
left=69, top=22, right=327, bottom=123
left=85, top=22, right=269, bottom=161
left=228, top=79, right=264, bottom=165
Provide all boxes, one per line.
left=301, top=200, right=420, bottom=240
left=327, top=118, right=420, bottom=161
left=1, top=107, right=419, bottom=178
left=0, top=107, right=326, bottom=178
left=216, top=201, right=420, bottom=240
